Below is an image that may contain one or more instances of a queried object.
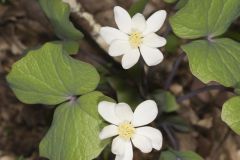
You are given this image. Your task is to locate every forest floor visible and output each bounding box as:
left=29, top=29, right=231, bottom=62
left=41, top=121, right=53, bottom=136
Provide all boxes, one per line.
left=0, top=0, right=240, bottom=160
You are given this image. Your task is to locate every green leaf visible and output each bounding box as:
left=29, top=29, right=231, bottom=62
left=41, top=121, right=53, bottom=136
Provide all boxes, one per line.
left=7, top=42, right=99, bottom=105
left=165, top=34, right=180, bottom=54
left=17, top=156, right=26, bottom=160
left=160, top=151, right=176, bottom=160
left=175, top=0, right=188, bottom=9
left=170, top=0, right=240, bottom=39
left=151, top=90, right=179, bottom=112
left=39, top=0, right=83, bottom=40
left=161, top=115, right=190, bottom=132
left=234, top=82, right=240, bottom=95
left=129, top=0, right=149, bottom=16
left=160, top=150, right=203, bottom=160
left=107, top=76, right=141, bottom=107
left=164, top=0, right=177, bottom=4
left=222, top=96, right=240, bottom=134
left=40, top=91, right=112, bottom=160
left=182, top=38, right=240, bottom=87
left=62, top=41, right=79, bottom=55
left=53, top=40, right=79, bottom=55
left=173, top=150, right=204, bottom=160
left=0, top=0, right=8, bottom=4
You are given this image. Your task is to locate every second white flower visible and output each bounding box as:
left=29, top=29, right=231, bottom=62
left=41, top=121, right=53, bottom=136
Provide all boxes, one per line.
left=98, top=100, right=163, bottom=160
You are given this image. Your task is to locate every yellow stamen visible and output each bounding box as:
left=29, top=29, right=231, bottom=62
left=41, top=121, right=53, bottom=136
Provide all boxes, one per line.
left=118, top=122, right=135, bottom=140
left=129, top=31, right=143, bottom=48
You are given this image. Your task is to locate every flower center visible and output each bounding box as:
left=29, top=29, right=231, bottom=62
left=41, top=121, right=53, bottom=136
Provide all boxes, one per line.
left=129, top=31, right=143, bottom=48
left=118, top=122, right=135, bottom=140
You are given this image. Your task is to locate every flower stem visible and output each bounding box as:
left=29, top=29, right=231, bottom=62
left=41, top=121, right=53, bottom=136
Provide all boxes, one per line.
left=134, top=57, right=149, bottom=100
left=162, top=124, right=179, bottom=150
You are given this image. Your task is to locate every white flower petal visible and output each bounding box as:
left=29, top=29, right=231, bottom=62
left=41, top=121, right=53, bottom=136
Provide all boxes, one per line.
left=140, top=45, right=164, bottom=66
left=114, top=6, right=132, bottom=33
left=115, top=155, right=123, bottom=160
left=143, top=10, right=167, bottom=35
left=109, top=40, right=132, bottom=57
left=121, top=49, right=140, bottom=69
left=100, top=27, right=128, bottom=44
left=112, top=136, right=126, bottom=155
left=115, top=103, right=133, bottom=122
left=98, top=101, right=121, bottom=125
left=143, top=33, right=166, bottom=48
left=115, top=141, right=133, bottom=160
left=112, top=136, right=132, bottom=155
left=131, top=134, right=152, bottom=153
left=132, top=100, right=158, bottom=127
left=136, top=126, right=163, bottom=150
left=131, top=13, right=146, bottom=32
left=99, top=125, right=118, bottom=140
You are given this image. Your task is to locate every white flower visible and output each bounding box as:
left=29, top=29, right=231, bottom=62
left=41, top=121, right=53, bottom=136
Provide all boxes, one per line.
left=100, top=6, right=167, bottom=69
left=98, top=100, right=163, bottom=160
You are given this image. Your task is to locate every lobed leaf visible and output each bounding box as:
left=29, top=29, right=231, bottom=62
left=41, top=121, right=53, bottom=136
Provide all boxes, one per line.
left=7, top=42, right=99, bottom=105
left=222, top=96, right=240, bottom=135
left=151, top=90, right=179, bottom=113
left=40, top=91, right=113, bottom=160
left=170, top=0, right=240, bottom=39
left=182, top=38, right=240, bottom=87
left=39, top=0, right=83, bottom=40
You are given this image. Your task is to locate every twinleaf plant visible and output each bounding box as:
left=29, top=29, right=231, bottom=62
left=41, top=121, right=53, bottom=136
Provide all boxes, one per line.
left=7, top=42, right=111, bottom=160
left=170, top=0, right=240, bottom=134
left=7, top=42, right=99, bottom=104
left=5, top=0, right=240, bottom=159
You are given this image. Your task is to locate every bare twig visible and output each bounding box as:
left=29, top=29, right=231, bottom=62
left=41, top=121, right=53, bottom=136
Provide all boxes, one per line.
left=209, top=129, right=231, bottom=160
left=70, top=15, right=123, bottom=73
left=177, top=85, right=234, bottom=103
left=164, top=52, right=185, bottom=90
